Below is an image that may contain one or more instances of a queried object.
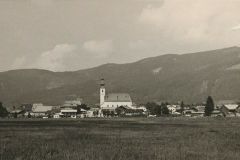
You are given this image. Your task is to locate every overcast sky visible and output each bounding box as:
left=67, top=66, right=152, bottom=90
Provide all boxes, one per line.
left=1, top=0, right=240, bottom=72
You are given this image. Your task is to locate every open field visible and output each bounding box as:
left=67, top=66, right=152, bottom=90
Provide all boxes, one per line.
left=1, top=118, right=240, bottom=160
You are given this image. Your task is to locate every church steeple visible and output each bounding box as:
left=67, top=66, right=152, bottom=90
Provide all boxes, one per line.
left=100, top=78, right=105, bottom=87
left=100, top=78, right=105, bottom=107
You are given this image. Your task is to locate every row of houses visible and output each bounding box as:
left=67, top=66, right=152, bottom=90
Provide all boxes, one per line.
left=9, top=101, right=240, bottom=119
left=6, top=79, right=240, bottom=119
left=165, top=100, right=240, bottom=117
left=8, top=99, right=147, bottom=119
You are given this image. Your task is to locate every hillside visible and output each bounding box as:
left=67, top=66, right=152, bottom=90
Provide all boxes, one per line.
left=1, top=47, right=240, bottom=106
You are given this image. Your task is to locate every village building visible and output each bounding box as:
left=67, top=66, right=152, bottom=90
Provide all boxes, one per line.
left=115, top=105, right=145, bottom=117
left=167, top=105, right=177, bottom=114
left=9, top=109, right=25, bottom=118
left=21, top=104, right=33, bottom=112
left=211, top=110, right=223, bottom=117
left=220, top=104, right=240, bottom=117
left=60, top=108, right=77, bottom=118
left=53, top=113, right=62, bottom=118
left=31, top=103, right=53, bottom=118
left=214, top=100, right=239, bottom=117
left=194, top=105, right=206, bottom=112
left=76, top=108, right=88, bottom=118
left=100, top=79, right=133, bottom=111
left=62, top=96, right=82, bottom=108
left=190, top=111, right=205, bottom=117
left=136, top=105, right=147, bottom=112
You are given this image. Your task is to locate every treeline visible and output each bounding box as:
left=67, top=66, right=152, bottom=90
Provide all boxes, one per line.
left=145, top=96, right=215, bottom=117
left=0, top=102, right=8, bottom=118
left=145, top=102, right=170, bottom=116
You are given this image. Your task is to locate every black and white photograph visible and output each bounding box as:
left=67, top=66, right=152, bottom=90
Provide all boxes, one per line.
left=1, top=0, right=240, bottom=159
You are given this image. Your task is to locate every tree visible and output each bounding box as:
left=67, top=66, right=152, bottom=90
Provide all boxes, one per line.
left=145, top=102, right=158, bottom=115
left=155, top=104, right=162, bottom=116
left=0, top=102, right=8, bottom=118
left=161, top=103, right=169, bottom=115
left=77, top=104, right=90, bottom=114
left=115, top=106, right=125, bottom=116
left=28, top=112, right=32, bottom=118
left=204, top=96, right=214, bottom=116
left=180, top=101, right=185, bottom=115
left=145, top=102, right=162, bottom=116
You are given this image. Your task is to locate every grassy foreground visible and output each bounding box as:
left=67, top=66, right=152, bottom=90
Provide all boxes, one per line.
left=0, top=117, right=240, bottom=160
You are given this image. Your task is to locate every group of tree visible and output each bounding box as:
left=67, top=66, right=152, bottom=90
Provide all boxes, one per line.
left=0, top=102, right=8, bottom=118
left=145, top=102, right=169, bottom=116
left=145, top=96, right=215, bottom=117
left=204, top=96, right=215, bottom=116
left=76, top=104, right=90, bottom=114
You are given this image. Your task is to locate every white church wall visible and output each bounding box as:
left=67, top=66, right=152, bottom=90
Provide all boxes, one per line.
left=101, top=101, right=133, bottom=109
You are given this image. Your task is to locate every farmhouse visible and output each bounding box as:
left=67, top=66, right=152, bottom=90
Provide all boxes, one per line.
left=31, top=103, right=53, bottom=117
left=9, top=109, right=25, bottom=118
left=221, top=104, right=240, bottom=117
left=53, top=113, right=62, bottom=118
left=60, top=108, right=77, bottom=118
left=167, top=105, right=177, bottom=114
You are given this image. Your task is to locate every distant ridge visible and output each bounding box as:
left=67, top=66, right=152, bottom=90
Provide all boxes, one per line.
left=1, top=46, right=240, bottom=106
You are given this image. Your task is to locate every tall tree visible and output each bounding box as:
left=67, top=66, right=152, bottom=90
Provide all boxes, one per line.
left=145, top=102, right=163, bottom=116
left=0, top=102, right=8, bottom=118
left=155, top=104, right=162, bottom=116
left=204, top=96, right=214, bottom=116
left=161, top=103, right=169, bottom=115
left=146, top=102, right=158, bottom=115
left=180, top=101, right=185, bottom=115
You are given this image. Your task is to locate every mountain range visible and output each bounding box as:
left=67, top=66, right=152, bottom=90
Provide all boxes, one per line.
left=1, top=46, right=240, bottom=107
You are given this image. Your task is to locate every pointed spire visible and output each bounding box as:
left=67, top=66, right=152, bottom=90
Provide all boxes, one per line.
left=100, top=78, right=105, bottom=87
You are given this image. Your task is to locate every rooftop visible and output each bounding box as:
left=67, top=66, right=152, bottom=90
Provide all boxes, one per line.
left=32, top=105, right=53, bottom=113
left=105, top=93, right=132, bottom=102
left=223, top=104, right=239, bottom=110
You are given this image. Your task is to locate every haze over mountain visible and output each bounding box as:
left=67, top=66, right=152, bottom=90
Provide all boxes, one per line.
left=1, top=47, right=240, bottom=106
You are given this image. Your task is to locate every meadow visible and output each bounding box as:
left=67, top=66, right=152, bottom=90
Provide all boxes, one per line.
left=0, top=117, right=240, bottom=160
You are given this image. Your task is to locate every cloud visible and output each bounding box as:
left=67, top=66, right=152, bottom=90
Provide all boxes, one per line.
left=82, top=40, right=113, bottom=58
left=231, top=25, right=240, bottom=31
left=139, top=0, right=240, bottom=43
left=36, top=44, right=77, bottom=71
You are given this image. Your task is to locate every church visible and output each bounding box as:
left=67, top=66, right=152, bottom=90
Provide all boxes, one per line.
left=99, top=79, right=133, bottom=110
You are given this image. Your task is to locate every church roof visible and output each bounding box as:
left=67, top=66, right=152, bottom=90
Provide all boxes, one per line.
left=105, top=93, right=132, bottom=102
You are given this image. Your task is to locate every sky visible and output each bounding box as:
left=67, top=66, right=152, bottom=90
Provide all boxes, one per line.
left=1, top=0, right=240, bottom=72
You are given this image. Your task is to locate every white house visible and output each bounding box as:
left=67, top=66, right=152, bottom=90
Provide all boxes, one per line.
left=194, top=105, right=206, bottom=112
left=221, top=104, right=239, bottom=117
left=60, top=108, right=77, bottom=118
left=53, top=112, right=63, bottom=118
left=99, top=79, right=133, bottom=110
left=167, top=105, right=177, bottom=113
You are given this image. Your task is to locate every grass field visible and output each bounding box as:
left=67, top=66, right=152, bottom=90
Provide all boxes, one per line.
left=1, top=117, right=240, bottom=160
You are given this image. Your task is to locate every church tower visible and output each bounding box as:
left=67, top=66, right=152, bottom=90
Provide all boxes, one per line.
left=100, top=78, right=105, bottom=107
